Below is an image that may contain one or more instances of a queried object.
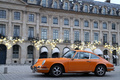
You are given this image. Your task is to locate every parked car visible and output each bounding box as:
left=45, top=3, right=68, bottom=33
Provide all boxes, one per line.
left=32, top=50, right=114, bottom=77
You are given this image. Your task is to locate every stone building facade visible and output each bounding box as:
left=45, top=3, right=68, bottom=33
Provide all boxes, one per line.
left=0, top=0, right=120, bottom=65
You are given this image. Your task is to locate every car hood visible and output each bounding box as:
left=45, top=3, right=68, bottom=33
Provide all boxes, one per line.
left=37, top=58, right=70, bottom=62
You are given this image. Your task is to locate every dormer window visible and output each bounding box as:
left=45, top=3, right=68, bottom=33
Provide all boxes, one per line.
left=53, top=1, right=57, bottom=9
left=30, top=0, right=34, bottom=2
left=84, top=5, right=88, bottom=12
left=42, top=0, right=46, bottom=7
left=28, top=0, right=36, bottom=4
left=74, top=4, right=78, bottom=11
left=94, top=7, right=97, bottom=13
left=64, top=2, right=68, bottom=10
left=111, top=9, right=115, bottom=15
left=103, top=7, right=106, bottom=14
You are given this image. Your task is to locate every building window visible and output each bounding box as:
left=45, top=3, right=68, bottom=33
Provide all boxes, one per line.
left=13, top=45, right=19, bottom=58
left=0, top=24, right=6, bottom=37
left=74, top=4, right=78, bottom=11
left=94, top=22, right=98, bottom=28
left=64, top=2, right=68, bottom=10
left=41, top=29, right=47, bottom=40
left=41, top=16, right=47, bottom=23
left=84, top=5, right=88, bottom=12
left=94, top=7, right=97, bottom=13
left=14, top=12, right=20, bottom=20
left=42, top=0, right=46, bottom=7
left=103, top=34, right=107, bottom=43
left=28, top=27, right=34, bottom=38
left=112, top=34, right=116, bottom=43
left=111, top=9, right=115, bottom=15
left=0, top=10, right=6, bottom=19
left=64, top=30, right=69, bottom=40
left=94, top=33, right=99, bottom=41
left=74, top=19, right=79, bottom=26
left=112, top=23, right=116, bottom=30
left=13, top=25, right=20, bottom=37
left=53, top=1, right=57, bottom=8
left=53, top=17, right=58, bottom=24
left=84, top=32, right=89, bottom=42
left=30, top=0, right=34, bottom=2
left=103, top=22, right=107, bottom=29
left=84, top=21, right=89, bottom=27
left=53, top=29, right=58, bottom=40
left=74, top=31, right=79, bottom=41
left=29, top=14, right=34, bottom=22
left=27, top=46, right=34, bottom=59
left=103, top=8, right=106, bottom=14
left=64, top=18, right=69, bottom=25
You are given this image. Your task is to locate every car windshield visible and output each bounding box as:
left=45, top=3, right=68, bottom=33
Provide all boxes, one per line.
left=62, top=51, right=76, bottom=58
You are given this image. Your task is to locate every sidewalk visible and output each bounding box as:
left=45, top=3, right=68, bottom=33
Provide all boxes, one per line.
left=0, top=65, right=120, bottom=80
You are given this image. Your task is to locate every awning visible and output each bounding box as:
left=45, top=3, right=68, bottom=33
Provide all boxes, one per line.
left=41, top=47, right=48, bottom=53
left=84, top=48, right=93, bottom=52
left=52, top=48, right=60, bottom=54
left=94, top=48, right=103, bottom=55
left=113, top=55, right=118, bottom=59
left=63, top=48, right=70, bottom=54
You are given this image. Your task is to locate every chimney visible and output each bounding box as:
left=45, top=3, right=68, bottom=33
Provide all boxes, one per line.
left=106, top=0, right=110, bottom=3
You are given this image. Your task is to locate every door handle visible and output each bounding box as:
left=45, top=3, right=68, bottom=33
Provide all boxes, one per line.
left=86, top=61, right=91, bottom=62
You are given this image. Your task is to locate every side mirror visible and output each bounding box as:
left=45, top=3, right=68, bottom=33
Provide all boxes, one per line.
left=71, top=58, right=74, bottom=60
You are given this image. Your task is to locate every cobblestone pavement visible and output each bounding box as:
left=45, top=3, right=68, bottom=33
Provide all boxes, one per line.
left=0, top=65, right=120, bottom=80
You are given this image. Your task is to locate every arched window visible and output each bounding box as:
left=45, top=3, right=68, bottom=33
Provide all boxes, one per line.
left=64, top=18, right=69, bottom=25
left=103, top=22, right=107, bottom=29
left=75, top=4, right=78, bottom=11
left=41, top=16, right=47, bottom=23
left=103, top=7, right=106, bottom=14
left=94, top=7, right=97, bottom=13
left=84, top=5, right=88, bottom=12
left=74, top=19, right=79, bottom=26
left=13, top=45, right=19, bottom=58
left=64, top=2, right=68, bottom=10
left=94, top=22, right=98, bottom=28
left=53, top=1, right=57, bottom=8
left=27, top=46, right=34, bottom=59
left=84, top=20, right=89, bottom=27
left=42, top=0, right=46, bottom=7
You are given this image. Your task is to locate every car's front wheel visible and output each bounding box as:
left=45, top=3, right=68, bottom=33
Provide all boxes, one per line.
left=95, top=65, right=106, bottom=76
left=50, top=65, right=63, bottom=77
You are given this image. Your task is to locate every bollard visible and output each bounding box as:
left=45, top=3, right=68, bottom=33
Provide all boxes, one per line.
left=4, top=67, right=7, bottom=74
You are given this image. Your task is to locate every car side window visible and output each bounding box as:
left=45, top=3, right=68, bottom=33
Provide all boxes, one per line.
left=75, top=52, right=90, bottom=59
left=90, top=54, right=99, bottom=59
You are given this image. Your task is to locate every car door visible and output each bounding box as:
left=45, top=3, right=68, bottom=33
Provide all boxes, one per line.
left=68, top=52, right=91, bottom=72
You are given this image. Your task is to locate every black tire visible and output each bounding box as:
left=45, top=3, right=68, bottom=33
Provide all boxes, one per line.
left=50, top=65, right=63, bottom=77
left=95, top=65, right=106, bottom=76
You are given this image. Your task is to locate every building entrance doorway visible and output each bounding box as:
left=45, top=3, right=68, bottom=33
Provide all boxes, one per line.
left=0, top=44, right=7, bottom=64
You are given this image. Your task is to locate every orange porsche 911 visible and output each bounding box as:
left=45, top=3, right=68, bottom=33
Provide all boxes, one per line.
left=32, top=50, right=114, bottom=77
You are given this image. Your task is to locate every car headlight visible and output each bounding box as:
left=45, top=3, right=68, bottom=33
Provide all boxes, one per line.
left=42, top=60, right=46, bottom=65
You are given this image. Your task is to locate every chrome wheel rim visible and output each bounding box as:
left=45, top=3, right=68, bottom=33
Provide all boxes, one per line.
left=97, top=66, right=105, bottom=75
left=53, top=66, right=61, bottom=76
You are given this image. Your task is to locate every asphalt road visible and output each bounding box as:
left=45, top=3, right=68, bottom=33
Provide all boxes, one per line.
left=0, top=65, right=120, bottom=80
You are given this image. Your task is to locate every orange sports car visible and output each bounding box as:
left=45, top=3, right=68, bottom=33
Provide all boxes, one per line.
left=32, top=50, right=114, bottom=77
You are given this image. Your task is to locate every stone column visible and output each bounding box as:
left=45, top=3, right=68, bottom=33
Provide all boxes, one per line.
left=70, top=17, right=73, bottom=43
left=20, top=43, right=27, bottom=64
left=108, top=21, right=112, bottom=45
left=117, top=22, right=120, bottom=45
left=48, top=15, right=52, bottom=39
left=80, top=18, right=84, bottom=42
left=90, top=19, right=93, bottom=43
left=59, top=16, right=63, bottom=39
left=36, top=13, right=40, bottom=37
left=22, top=11, right=27, bottom=40
left=99, top=20, right=103, bottom=43
left=8, top=9, right=12, bottom=37
left=6, top=48, right=12, bottom=64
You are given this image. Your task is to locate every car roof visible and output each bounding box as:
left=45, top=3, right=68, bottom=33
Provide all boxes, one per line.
left=73, top=50, right=97, bottom=55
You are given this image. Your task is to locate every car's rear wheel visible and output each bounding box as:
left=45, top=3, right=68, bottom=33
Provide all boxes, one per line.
left=95, top=65, right=106, bottom=76
left=50, top=65, right=63, bottom=77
